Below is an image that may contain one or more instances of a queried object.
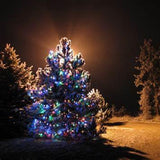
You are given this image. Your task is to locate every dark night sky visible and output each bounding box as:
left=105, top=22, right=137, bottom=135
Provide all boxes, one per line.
left=1, top=0, right=160, bottom=114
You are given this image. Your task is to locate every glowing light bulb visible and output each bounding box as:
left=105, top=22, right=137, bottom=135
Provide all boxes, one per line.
left=48, top=50, right=54, bottom=59
left=50, top=50, right=54, bottom=54
left=39, top=133, right=43, bottom=137
left=59, top=58, right=64, bottom=66
left=59, top=81, right=63, bottom=85
left=49, top=115, right=53, bottom=121
left=59, top=70, right=63, bottom=75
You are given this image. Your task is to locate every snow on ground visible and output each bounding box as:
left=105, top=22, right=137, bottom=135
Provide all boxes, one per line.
left=2, top=116, right=160, bottom=160
left=0, top=135, right=149, bottom=160
left=102, top=117, right=160, bottom=160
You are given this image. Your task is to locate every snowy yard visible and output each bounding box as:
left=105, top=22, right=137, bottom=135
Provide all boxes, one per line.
left=2, top=117, right=159, bottom=160
left=0, top=134, right=148, bottom=160
left=102, top=118, right=160, bottom=160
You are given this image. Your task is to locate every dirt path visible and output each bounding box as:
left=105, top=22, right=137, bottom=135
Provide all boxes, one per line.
left=102, top=120, right=160, bottom=160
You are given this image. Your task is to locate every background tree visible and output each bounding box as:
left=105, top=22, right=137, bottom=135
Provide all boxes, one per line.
left=27, top=37, right=109, bottom=140
left=111, top=104, right=127, bottom=117
left=0, top=44, right=34, bottom=137
left=135, top=40, right=160, bottom=119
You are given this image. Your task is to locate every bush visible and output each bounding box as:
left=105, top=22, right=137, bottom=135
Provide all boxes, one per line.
left=111, top=105, right=127, bottom=117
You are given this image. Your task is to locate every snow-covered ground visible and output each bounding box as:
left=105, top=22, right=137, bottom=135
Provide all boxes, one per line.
left=103, top=117, right=160, bottom=160
left=0, top=135, right=148, bottom=160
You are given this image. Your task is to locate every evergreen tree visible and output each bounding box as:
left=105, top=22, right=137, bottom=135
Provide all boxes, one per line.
left=138, top=86, right=154, bottom=119
left=135, top=40, right=160, bottom=118
left=27, top=37, right=108, bottom=140
left=88, top=89, right=111, bottom=132
left=0, top=44, right=33, bottom=137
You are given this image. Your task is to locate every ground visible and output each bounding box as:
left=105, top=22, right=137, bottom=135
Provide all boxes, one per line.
left=102, top=117, right=160, bottom=160
left=0, top=118, right=160, bottom=160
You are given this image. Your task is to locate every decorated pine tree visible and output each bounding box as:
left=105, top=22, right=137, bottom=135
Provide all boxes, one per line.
left=28, top=37, right=108, bottom=140
left=0, top=44, right=34, bottom=136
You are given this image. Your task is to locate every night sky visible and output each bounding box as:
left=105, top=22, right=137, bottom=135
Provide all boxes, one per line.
left=1, top=0, right=160, bottom=113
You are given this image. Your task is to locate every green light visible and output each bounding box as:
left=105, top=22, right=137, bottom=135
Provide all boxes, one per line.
left=75, top=85, right=78, bottom=88
left=57, top=110, right=61, bottom=115
left=49, top=115, right=53, bottom=121
left=48, top=87, right=52, bottom=91
left=48, top=54, right=52, bottom=59
left=56, top=101, right=60, bottom=107
left=59, top=70, right=63, bottom=75
left=59, top=81, right=63, bottom=85
left=39, top=109, right=45, bottom=114
left=39, top=105, right=45, bottom=114
left=39, top=133, right=43, bottom=137
left=54, top=101, right=60, bottom=109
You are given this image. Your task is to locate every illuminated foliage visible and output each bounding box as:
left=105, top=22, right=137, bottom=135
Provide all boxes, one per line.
left=27, top=37, right=108, bottom=140
left=135, top=40, right=160, bottom=118
left=88, top=89, right=111, bottom=133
